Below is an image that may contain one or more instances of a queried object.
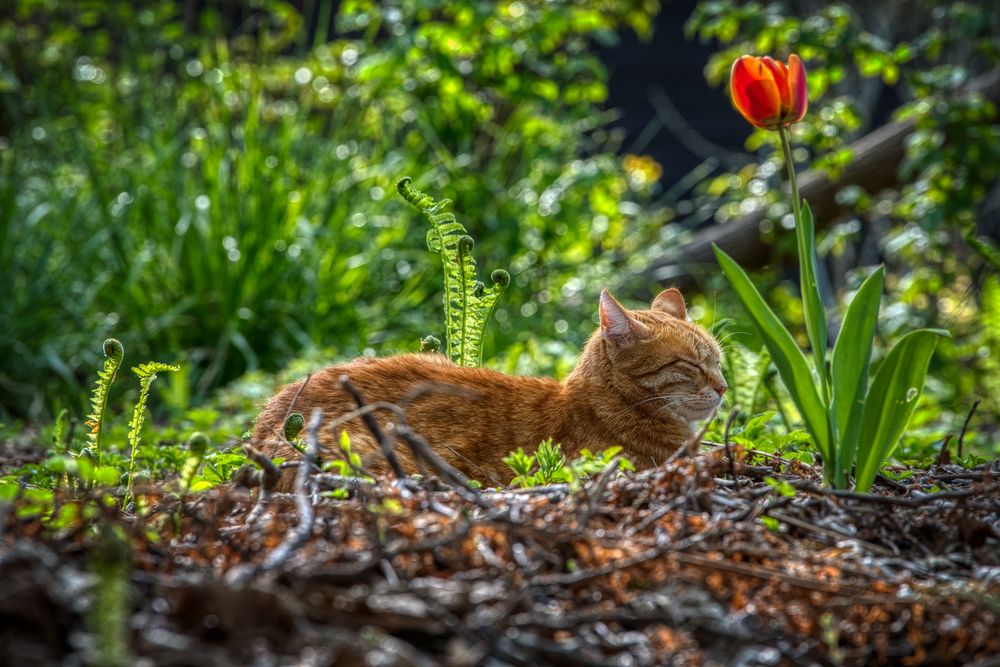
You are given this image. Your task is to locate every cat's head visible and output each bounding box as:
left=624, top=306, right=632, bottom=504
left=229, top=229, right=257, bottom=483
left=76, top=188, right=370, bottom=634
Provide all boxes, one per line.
left=594, top=288, right=726, bottom=421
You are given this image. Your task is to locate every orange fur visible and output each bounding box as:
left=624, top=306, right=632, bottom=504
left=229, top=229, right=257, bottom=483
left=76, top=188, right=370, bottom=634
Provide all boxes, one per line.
left=253, top=289, right=726, bottom=490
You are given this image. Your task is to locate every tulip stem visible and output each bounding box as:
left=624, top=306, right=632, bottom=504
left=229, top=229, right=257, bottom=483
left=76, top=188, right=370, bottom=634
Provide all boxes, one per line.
left=778, top=126, right=801, bottom=232
left=779, top=124, right=830, bottom=411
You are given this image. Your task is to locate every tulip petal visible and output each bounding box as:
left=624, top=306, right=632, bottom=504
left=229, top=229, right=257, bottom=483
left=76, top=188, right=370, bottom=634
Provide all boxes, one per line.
left=730, top=56, right=782, bottom=129
left=761, top=56, right=791, bottom=115
left=786, top=54, right=808, bottom=122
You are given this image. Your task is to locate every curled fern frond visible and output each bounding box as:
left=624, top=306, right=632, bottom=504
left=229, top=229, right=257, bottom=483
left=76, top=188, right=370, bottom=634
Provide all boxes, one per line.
left=396, top=176, right=432, bottom=209
left=491, top=269, right=511, bottom=288
left=180, top=432, right=210, bottom=495
left=104, top=338, right=124, bottom=363
left=187, top=432, right=210, bottom=457
left=125, top=361, right=180, bottom=502
left=420, top=335, right=441, bottom=353
left=85, top=338, right=125, bottom=460
left=283, top=412, right=305, bottom=441
left=397, top=177, right=510, bottom=367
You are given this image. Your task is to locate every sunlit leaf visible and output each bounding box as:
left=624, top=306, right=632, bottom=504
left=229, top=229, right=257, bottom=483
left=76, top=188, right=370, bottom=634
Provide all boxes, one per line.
left=830, top=266, right=883, bottom=487
left=854, top=329, right=948, bottom=492
left=714, top=245, right=831, bottom=469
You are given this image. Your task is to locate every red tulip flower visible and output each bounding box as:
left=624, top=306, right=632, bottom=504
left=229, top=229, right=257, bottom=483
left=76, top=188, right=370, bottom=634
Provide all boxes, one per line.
left=729, top=54, right=808, bottom=130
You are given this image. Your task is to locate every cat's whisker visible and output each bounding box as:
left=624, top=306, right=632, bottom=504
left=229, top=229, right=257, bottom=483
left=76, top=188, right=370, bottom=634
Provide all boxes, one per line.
left=614, top=393, right=680, bottom=417
left=649, top=397, right=691, bottom=415
left=642, top=396, right=696, bottom=421
left=715, top=329, right=746, bottom=352
left=715, top=323, right=739, bottom=338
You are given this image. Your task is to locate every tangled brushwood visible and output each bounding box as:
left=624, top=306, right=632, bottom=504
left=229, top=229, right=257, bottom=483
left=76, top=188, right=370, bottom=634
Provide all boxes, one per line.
left=1, top=413, right=998, bottom=666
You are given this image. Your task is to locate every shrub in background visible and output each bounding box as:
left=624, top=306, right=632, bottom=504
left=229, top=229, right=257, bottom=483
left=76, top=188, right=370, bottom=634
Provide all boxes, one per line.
left=0, top=0, right=664, bottom=418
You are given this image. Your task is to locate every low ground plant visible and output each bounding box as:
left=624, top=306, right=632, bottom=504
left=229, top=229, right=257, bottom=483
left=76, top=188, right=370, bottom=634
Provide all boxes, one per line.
left=503, top=439, right=635, bottom=489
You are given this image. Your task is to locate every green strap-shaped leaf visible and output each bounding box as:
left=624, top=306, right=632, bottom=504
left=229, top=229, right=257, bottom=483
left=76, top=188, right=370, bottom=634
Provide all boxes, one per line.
left=796, top=202, right=829, bottom=401
left=830, top=265, right=884, bottom=488
left=853, top=329, right=948, bottom=492
left=714, top=245, right=831, bottom=466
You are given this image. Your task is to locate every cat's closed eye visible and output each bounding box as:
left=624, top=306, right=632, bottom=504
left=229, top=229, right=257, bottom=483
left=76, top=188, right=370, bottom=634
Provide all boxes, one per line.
left=675, top=359, right=702, bottom=373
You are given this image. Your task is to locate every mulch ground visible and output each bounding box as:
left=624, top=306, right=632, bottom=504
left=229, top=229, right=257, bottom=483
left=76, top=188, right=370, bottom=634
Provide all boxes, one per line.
left=1, top=444, right=998, bottom=666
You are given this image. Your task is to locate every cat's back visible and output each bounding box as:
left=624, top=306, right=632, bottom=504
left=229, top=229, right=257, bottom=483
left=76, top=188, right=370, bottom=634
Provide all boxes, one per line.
left=314, top=352, right=553, bottom=393
left=253, top=353, right=558, bottom=445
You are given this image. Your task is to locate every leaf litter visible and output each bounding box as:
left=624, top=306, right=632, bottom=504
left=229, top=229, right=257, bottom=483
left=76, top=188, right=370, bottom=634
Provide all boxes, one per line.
left=2, top=432, right=998, bottom=666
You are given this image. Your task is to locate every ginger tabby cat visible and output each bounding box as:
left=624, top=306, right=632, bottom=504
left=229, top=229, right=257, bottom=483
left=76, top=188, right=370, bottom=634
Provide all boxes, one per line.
left=253, top=288, right=726, bottom=490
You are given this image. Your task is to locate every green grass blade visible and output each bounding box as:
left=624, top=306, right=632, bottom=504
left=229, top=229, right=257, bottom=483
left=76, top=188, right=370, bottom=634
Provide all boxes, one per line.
left=854, top=329, right=948, bottom=492
left=830, top=265, right=884, bottom=488
left=797, top=202, right=829, bottom=400
left=714, top=245, right=831, bottom=467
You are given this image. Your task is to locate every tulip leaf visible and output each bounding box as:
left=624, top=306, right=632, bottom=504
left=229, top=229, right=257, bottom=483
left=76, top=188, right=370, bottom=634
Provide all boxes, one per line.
left=830, top=265, right=883, bottom=488
left=853, top=329, right=948, bottom=492
left=714, top=245, right=831, bottom=466
left=796, top=201, right=828, bottom=401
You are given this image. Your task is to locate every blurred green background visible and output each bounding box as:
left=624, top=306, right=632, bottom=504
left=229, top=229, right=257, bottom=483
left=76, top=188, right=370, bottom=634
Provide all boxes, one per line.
left=2, top=0, right=999, bottom=456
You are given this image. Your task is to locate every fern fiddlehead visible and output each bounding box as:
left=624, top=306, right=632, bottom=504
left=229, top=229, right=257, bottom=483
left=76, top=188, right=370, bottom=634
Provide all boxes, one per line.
left=397, top=177, right=510, bottom=367
left=85, top=338, right=125, bottom=463
left=125, top=361, right=179, bottom=503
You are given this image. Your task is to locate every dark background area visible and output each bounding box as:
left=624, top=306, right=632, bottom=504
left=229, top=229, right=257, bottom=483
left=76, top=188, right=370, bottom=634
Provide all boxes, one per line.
left=597, top=0, right=748, bottom=184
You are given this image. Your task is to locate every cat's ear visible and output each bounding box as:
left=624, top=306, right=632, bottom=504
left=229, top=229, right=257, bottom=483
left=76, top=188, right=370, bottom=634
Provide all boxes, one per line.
left=651, top=288, right=687, bottom=320
left=600, top=289, right=649, bottom=345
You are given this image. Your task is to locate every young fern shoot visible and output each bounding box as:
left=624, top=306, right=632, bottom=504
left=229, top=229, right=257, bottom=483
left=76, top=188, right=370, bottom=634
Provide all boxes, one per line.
left=85, top=338, right=125, bottom=464
left=397, top=177, right=510, bottom=367
left=126, top=362, right=180, bottom=501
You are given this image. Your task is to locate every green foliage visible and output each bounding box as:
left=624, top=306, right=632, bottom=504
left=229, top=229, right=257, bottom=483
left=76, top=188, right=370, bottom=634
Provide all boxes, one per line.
left=714, top=248, right=831, bottom=463
left=718, top=226, right=947, bottom=490
left=501, top=447, right=537, bottom=487
left=854, top=330, right=947, bottom=491
left=764, top=476, right=796, bottom=498
left=760, top=515, right=781, bottom=532
left=1, top=0, right=662, bottom=418
left=725, top=412, right=815, bottom=466
left=85, top=339, right=124, bottom=461
left=322, top=430, right=375, bottom=496
left=503, top=439, right=634, bottom=488
left=572, top=446, right=636, bottom=477
left=419, top=335, right=442, bottom=353
left=178, top=432, right=210, bottom=495
left=52, top=408, right=69, bottom=452
left=398, top=177, right=510, bottom=366
left=0, top=336, right=250, bottom=529
left=829, top=266, right=883, bottom=481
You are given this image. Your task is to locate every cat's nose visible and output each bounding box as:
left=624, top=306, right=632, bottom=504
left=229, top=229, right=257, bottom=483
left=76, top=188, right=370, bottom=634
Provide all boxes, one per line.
left=711, top=380, right=727, bottom=397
